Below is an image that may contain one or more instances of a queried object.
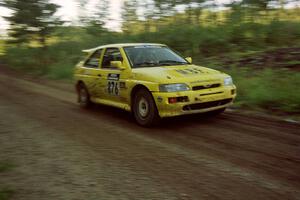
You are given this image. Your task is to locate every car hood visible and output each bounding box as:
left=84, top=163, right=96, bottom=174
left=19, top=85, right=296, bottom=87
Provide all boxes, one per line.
left=131, top=65, right=227, bottom=84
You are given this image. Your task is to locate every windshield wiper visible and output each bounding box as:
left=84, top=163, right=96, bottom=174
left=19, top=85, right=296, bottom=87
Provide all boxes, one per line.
left=134, top=61, right=159, bottom=67
left=134, top=60, right=187, bottom=68
left=159, top=60, right=187, bottom=65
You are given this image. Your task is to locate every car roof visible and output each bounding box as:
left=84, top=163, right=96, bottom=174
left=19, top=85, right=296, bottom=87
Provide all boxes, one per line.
left=82, top=43, right=166, bottom=53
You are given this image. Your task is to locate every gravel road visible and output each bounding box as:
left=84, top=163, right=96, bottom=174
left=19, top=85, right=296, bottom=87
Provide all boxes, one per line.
left=0, top=70, right=299, bottom=200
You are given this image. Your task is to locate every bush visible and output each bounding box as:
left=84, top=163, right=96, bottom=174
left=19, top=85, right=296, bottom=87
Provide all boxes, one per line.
left=223, top=67, right=300, bottom=113
left=46, top=61, right=74, bottom=79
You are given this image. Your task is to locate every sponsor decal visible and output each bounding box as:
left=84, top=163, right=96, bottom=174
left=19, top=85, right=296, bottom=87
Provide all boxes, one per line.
left=107, top=73, right=120, bottom=81
left=119, top=82, right=126, bottom=89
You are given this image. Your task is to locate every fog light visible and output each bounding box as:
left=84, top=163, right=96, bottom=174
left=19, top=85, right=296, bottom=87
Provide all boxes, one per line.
left=168, top=97, right=177, bottom=104
left=168, top=96, right=189, bottom=104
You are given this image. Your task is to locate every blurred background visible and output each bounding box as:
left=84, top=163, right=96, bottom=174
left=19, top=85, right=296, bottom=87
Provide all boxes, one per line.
left=0, top=0, right=299, bottom=115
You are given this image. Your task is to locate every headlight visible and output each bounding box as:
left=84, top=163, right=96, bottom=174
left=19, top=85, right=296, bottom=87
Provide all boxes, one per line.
left=159, top=83, right=190, bottom=92
left=224, top=77, right=233, bottom=86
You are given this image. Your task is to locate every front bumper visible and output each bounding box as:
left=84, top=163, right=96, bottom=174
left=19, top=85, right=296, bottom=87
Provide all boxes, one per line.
left=152, top=85, right=236, bottom=118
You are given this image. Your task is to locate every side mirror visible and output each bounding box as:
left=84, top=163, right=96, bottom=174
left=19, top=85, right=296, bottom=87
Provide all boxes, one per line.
left=110, top=61, right=125, bottom=70
left=185, top=57, right=192, bottom=64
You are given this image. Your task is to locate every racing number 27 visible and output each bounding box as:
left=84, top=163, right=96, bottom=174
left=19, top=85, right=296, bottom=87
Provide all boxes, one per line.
left=107, top=81, right=119, bottom=96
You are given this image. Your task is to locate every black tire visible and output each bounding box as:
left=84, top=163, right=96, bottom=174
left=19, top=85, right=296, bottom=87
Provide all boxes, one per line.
left=77, top=83, right=91, bottom=109
left=133, top=88, right=160, bottom=126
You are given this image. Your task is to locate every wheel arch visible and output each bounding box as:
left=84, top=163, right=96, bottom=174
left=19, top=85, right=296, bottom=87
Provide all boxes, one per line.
left=130, top=84, right=156, bottom=110
left=131, top=84, right=149, bottom=102
left=130, top=84, right=160, bottom=126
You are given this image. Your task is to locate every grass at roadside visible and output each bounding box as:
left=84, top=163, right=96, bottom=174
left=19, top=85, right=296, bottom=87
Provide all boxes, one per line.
left=195, top=47, right=300, bottom=115
left=0, top=40, right=5, bottom=56
left=0, top=188, right=14, bottom=200
left=221, top=67, right=300, bottom=114
left=0, top=162, right=15, bottom=200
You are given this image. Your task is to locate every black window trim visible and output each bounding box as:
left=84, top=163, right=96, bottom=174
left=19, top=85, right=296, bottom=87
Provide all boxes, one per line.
left=101, top=47, right=124, bottom=69
left=84, top=49, right=103, bottom=68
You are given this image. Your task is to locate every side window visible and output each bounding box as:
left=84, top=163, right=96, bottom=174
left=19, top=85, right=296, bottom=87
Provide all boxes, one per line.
left=84, top=49, right=102, bottom=68
left=101, top=48, right=123, bottom=68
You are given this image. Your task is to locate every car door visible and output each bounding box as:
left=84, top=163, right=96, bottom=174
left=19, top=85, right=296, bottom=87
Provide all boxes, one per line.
left=99, top=47, right=131, bottom=104
left=80, top=49, right=104, bottom=98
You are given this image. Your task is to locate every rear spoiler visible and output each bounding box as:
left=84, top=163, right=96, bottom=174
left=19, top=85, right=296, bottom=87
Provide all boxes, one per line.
left=82, top=48, right=97, bottom=54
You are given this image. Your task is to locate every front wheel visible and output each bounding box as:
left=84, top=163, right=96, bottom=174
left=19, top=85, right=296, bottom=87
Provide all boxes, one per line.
left=133, top=89, right=160, bottom=126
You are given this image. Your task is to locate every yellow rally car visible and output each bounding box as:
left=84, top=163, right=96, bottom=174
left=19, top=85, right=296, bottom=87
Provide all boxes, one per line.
left=74, top=43, right=236, bottom=126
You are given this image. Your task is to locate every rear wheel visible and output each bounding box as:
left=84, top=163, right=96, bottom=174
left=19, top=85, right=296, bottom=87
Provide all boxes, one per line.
left=133, top=89, right=160, bottom=126
left=77, top=83, right=91, bottom=108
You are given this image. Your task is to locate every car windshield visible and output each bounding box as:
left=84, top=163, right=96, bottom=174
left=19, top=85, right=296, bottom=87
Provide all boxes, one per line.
left=124, top=46, right=188, bottom=68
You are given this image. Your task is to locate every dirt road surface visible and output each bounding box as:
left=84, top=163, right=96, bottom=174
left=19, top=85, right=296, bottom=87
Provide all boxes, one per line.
left=0, top=68, right=299, bottom=200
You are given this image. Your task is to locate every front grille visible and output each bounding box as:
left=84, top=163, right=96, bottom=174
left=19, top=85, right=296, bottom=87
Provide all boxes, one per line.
left=192, top=83, right=221, bottom=91
left=183, top=98, right=232, bottom=111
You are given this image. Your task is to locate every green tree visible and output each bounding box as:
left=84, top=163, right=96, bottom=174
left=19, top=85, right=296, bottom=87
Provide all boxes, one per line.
left=3, top=0, right=61, bottom=47
left=122, top=0, right=139, bottom=34
left=175, top=0, right=206, bottom=24
left=152, top=0, right=178, bottom=29
left=85, top=0, right=110, bottom=36
left=241, top=0, right=272, bottom=9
